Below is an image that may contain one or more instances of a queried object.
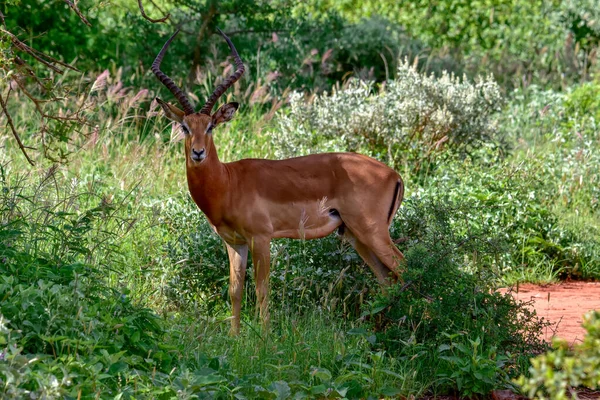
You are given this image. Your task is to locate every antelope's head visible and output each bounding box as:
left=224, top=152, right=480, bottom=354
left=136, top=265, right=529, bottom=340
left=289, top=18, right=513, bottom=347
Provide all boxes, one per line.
left=152, top=28, right=245, bottom=165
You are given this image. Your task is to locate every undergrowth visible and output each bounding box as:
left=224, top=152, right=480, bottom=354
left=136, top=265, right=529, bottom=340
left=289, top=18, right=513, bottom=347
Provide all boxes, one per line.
left=0, top=157, right=550, bottom=397
left=0, top=32, right=598, bottom=398
left=517, top=310, right=600, bottom=399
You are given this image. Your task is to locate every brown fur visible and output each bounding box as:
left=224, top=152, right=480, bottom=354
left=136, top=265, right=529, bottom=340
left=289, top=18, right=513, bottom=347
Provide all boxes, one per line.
left=158, top=102, right=405, bottom=334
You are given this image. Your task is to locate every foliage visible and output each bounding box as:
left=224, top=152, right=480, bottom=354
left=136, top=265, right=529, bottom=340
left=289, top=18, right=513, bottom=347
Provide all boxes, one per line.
left=497, top=82, right=600, bottom=279
left=366, top=198, right=550, bottom=397
left=417, top=155, right=599, bottom=282
left=301, top=0, right=600, bottom=89
left=0, top=0, right=92, bottom=165
left=438, top=336, right=507, bottom=398
left=2, top=0, right=423, bottom=95
left=517, top=311, right=600, bottom=399
left=274, top=61, right=504, bottom=176
left=2, top=1, right=600, bottom=398
left=0, top=164, right=176, bottom=398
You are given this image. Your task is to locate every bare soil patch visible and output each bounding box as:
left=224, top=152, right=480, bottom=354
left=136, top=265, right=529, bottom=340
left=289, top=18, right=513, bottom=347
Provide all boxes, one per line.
left=502, top=282, right=600, bottom=345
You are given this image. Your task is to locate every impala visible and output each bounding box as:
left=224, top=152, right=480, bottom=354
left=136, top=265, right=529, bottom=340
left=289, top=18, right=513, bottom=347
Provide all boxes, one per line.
left=152, top=28, right=405, bottom=334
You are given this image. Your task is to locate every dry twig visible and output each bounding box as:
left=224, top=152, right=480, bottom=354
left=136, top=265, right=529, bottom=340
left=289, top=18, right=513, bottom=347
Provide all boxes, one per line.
left=138, top=0, right=170, bottom=23
left=1, top=28, right=80, bottom=74
left=0, top=92, right=35, bottom=166
left=63, top=0, right=92, bottom=27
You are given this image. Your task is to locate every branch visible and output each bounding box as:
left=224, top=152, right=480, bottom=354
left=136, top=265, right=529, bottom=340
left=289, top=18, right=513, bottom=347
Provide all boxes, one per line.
left=138, top=0, right=170, bottom=23
left=223, top=28, right=291, bottom=37
left=1, top=28, right=80, bottom=73
left=13, top=56, right=47, bottom=89
left=0, top=92, right=35, bottom=166
left=13, top=78, right=52, bottom=117
left=63, top=0, right=92, bottom=27
left=190, top=3, right=218, bottom=75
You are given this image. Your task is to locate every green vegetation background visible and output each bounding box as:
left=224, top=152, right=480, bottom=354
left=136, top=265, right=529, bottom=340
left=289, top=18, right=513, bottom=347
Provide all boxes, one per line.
left=0, top=0, right=599, bottom=398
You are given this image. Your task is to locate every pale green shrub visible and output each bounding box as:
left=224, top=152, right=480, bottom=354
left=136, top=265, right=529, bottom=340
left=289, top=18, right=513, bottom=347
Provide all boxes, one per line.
left=517, top=311, right=600, bottom=400
left=273, top=61, right=504, bottom=174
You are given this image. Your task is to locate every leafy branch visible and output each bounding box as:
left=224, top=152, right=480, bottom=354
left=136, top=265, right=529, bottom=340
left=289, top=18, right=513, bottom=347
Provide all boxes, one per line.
left=0, top=3, right=90, bottom=165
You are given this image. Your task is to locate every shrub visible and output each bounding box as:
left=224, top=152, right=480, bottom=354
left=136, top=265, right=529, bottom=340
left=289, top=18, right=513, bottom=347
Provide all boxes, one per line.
left=502, top=82, right=600, bottom=147
left=268, top=234, right=373, bottom=317
left=0, top=166, right=175, bottom=398
left=517, top=311, right=600, bottom=400
left=364, top=198, right=550, bottom=397
left=492, top=83, right=600, bottom=279
left=157, top=196, right=231, bottom=313
left=273, top=61, right=504, bottom=177
left=307, top=0, right=600, bottom=89
left=329, top=16, right=421, bottom=82
left=420, top=158, right=598, bottom=281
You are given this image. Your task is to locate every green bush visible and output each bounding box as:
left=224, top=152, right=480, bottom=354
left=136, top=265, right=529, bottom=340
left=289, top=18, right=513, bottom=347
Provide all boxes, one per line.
left=157, top=196, right=230, bottom=313
left=1, top=0, right=429, bottom=99
left=0, top=165, right=176, bottom=398
left=303, top=0, right=600, bottom=89
left=564, top=81, right=600, bottom=123
left=517, top=311, right=600, bottom=400
left=328, top=16, right=422, bottom=82
left=494, top=83, right=600, bottom=279
left=268, top=234, right=372, bottom=317
left=502, top=82, right=600, bottom=147
left=273, top=61, right=504, bottom=177
left=421, top=159, right=597, bottom=281
left=364, top=198, right=550, bottom=397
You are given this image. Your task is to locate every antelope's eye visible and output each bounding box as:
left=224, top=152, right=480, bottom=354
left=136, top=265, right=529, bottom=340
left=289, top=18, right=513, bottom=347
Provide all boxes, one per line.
left=206, top=124, right=214, bottom=134
left=181, top=124, right=190, bottom=135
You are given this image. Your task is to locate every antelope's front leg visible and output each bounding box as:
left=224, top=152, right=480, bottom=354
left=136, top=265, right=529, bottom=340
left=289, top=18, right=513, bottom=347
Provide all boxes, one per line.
left=250, top=238, right=271, bottom=329
left=225, top=242, right=248, bottom=335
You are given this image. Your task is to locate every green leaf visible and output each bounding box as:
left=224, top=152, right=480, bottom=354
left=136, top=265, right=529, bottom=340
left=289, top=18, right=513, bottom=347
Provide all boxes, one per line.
left=108, top=361, right=128, bottom=375
left=191, top=373, right=226, bottom=388
left=310, top=384, right=327, bottom=395
left=311, top=367, right=332, bottom=383
left=438, top=344, right=452, bottom=352
left=269, top=380, right=291, bottom=400
left=380, top=386, right=403, bottom=397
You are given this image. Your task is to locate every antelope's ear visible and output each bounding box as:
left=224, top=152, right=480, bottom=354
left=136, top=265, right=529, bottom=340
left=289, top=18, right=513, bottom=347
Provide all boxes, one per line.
left=156, top=98, right=185, bottom=123
left=212, top=102, right=239, bottom=126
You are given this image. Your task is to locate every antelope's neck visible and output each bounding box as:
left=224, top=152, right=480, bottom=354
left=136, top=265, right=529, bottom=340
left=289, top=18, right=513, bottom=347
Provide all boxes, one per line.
left=185, top=145, right=229, bottom=225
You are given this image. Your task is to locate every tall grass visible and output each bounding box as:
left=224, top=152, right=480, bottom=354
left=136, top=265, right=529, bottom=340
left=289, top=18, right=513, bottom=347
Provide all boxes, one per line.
left=2, top=62, right=597, bottom=398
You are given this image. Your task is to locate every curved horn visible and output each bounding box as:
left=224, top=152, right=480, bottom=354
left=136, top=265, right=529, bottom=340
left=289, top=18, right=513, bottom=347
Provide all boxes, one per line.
left=199, top=28, right=245, bottom=115
left=152, top=29, right=195, bottom=115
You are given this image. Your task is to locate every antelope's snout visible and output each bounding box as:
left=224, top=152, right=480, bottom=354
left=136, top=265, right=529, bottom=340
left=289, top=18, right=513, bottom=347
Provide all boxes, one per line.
left=191, top=147, right=206, bottom=162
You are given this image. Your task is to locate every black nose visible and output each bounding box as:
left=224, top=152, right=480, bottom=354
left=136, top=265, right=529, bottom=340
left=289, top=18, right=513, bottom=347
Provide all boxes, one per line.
left=191, top=148, right=205, bottom=160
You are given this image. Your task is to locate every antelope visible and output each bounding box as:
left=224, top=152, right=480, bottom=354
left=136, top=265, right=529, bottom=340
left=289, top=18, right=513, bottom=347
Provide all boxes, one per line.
left=152, top=28, right=405, bottom=334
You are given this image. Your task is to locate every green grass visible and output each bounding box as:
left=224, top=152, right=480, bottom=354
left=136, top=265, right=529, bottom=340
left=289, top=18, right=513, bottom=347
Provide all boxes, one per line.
left=168, top=311, right=423, bottom=399
left=1, top=66, right=599, bottom=398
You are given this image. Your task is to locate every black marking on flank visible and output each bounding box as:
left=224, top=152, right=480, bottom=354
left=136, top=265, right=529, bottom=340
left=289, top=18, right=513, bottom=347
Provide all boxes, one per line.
left=387, top=181, right=402, bottom=224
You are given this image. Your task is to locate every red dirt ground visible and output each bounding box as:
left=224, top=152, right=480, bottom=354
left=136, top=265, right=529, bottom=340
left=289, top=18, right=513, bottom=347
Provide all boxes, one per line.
left=502, top=282, right=600, bottom=345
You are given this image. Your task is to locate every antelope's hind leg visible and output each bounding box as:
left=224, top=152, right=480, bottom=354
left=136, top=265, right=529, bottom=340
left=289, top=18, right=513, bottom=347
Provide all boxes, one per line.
left=342, top=228, right=399, bottom=285
left=342, top=178, right=405, bottom=282
left=225, top=242, right=248, bottom=335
